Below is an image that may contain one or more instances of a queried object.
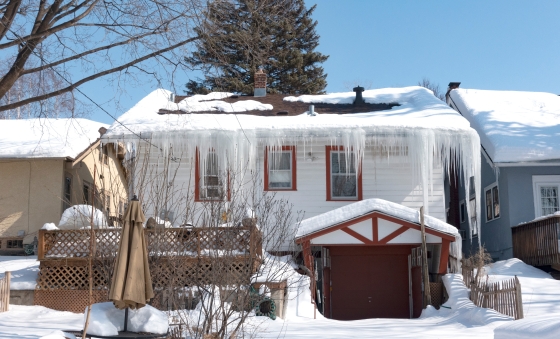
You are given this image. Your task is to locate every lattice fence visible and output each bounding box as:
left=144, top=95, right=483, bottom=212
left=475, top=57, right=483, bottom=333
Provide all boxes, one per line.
left=35, top=227, right=262, bottom=313
left=39, top=227, right=259, bottom=259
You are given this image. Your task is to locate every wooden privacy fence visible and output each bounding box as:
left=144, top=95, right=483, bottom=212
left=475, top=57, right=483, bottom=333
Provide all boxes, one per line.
left=35, top=226, right=263, bottom=313
left=0, top=272, right=10, bottom=312
left=470, top=276, right=524, bottom=320
left=512, top=215, right=560, bottom=266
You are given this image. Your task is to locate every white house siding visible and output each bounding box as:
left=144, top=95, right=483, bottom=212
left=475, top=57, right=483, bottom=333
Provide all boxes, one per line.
left=132, top=140, right=446, bottom=226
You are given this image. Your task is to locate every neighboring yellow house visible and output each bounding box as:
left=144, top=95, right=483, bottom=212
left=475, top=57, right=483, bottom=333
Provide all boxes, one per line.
left=0, top=118, right=128, bottom=254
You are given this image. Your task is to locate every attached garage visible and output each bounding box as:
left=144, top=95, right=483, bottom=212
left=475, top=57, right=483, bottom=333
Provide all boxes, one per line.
left=295, top=199, right=459, bottom=320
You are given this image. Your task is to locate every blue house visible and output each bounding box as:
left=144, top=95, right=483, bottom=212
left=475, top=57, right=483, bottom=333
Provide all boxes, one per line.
left=447, top=84, right=560, bottom=262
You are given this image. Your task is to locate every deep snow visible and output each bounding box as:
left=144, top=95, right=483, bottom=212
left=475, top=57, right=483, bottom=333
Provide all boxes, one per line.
left=449, top=88, right=560, bottom=164
left=0, top=118, right=107, bottom=159
left=1, top=252, right=559, bottom=338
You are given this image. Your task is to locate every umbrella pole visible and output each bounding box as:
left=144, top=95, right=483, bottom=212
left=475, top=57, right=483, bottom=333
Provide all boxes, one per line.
left=124, top=307, right=128, bottom=332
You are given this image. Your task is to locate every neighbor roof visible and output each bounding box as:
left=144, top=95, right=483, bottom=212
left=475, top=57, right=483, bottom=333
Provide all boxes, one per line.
left=0, top=118, right=108, bottom=159
left=449, top=88, right=560, bottom=164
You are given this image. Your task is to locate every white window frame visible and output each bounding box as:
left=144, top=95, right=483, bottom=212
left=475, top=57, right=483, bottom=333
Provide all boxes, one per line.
left=200, top=151, right=224, bottom=200
left=267, top=149, right=294, bottom=190
left=484, top=182, right=500, bottom=222
left=532, top=175, right=560, bottom=218
left=329, top=149, right=358, bottom=200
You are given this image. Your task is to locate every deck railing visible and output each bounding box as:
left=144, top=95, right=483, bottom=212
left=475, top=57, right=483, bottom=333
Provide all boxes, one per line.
left=37, top=225, right=263, bottom=261
left=511, top=215, right=560, bottom=266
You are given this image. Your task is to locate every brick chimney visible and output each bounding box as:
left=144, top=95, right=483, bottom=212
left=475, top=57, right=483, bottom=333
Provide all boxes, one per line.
left=254, top=68, right=266, bottom=97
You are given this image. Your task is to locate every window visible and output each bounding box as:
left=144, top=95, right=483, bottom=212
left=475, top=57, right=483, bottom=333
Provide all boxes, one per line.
left=195, top=149, right=228, bottom=201
left=484, top=183, right=500, bottom=222
left=104, top=192, right=111, bottom=214
left=459, top=200, right=466, bottom=224
left=470, top=197, right=478, bottom=236
left=63, top=173, right=72, bottom=210
left=83, top=181, right=92, bottom=205
left=532, top=176, right=560, bottom=218
left=264, top=146, right=296, bottom=191
left=99, top=145, right=109, bottom=165
left=7, top=240, right=23, bottom=249
left=326, top=146, right=362, bottom=201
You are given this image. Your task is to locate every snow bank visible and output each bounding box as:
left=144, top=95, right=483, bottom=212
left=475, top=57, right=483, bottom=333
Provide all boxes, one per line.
left=0, top=305, right=83, bottom=338
left=104, top=86, right=482, bottom=241
left=41, top=223, right=59, bottom=231
left=0, top=256, right=39, bottom=290
left=449, top=88, right=560, bottom=163
left=58, top=205, right=107, bottom=229
left=494, top=313, right=560, bottom=339
left=84, top=302, right=168, bottom=336
left=484, top=258, right=560, bottom=317
left=251, top=253, right=321, bottom=320
left=39, top=330, right=76, bottom=339
left=0, top=118, right=107, bottom=159
left=437, top=274, right=511, bottom=326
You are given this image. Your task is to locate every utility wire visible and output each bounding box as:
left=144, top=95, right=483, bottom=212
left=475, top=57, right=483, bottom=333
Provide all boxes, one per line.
left=0, top=20, right=164, bottom=151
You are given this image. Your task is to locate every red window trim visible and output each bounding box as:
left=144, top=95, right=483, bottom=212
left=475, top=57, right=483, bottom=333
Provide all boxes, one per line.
left=195, top=148, right=231, bottom=202
left=264, top=146, right=297, bottom=191
left=326, top=146, right=363, bottom=201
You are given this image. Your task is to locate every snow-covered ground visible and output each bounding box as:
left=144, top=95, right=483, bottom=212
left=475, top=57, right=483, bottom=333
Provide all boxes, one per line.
left=0, top=256, right=559, bottom=338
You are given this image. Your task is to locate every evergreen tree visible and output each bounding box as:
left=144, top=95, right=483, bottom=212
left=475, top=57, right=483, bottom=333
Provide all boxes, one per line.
left=186, top=0, right=328, bottom=95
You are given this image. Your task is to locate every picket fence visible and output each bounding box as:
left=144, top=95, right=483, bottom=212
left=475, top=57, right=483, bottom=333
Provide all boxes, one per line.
left=461, top=260, right=523, bottom=319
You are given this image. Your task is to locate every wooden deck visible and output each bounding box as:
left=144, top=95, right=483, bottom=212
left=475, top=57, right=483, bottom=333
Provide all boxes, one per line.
left=512, top=215, right=560, bottom=266
left=35, top=226, right=263, bottom=312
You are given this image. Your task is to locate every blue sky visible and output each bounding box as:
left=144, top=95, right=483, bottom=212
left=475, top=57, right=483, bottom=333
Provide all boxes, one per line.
left=88, top=0, right=560, bottom=124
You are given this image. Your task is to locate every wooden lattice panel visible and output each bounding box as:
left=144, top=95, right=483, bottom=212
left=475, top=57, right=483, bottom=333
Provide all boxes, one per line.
left=40, top=227, right=257, bottom=259
left=34, top=289, right=108, bottom=313
left=36, top=260, right=111, bottom=290
left=430, top=282, right=443, bottom=309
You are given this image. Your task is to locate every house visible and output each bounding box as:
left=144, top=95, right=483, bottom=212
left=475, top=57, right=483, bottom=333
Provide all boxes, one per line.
left=102, top=76, right=481, bottom=319
left=0, top=118, right=128, bottom=254
left=447, top=84, right=560, bottom=264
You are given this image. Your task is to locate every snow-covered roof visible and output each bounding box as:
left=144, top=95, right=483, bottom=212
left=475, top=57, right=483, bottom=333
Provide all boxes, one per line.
left=449, top=88, right=560, bottom=164
left=295, top=198, right=460, bottom=239
left=0, top=118, right=108, bottom=159
left=104, top=86, right=474, bottom=138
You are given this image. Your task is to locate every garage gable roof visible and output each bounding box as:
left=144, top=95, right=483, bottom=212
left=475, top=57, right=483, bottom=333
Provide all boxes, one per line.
left=295, top=199, right=458, bottom=244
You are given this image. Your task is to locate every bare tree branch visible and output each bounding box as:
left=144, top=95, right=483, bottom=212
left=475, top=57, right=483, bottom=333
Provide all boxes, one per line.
left=0, top=36, right=199, bottom=112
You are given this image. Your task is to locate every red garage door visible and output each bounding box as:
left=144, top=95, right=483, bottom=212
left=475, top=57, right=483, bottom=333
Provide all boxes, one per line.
left=330, top=246, right=411, bottom=320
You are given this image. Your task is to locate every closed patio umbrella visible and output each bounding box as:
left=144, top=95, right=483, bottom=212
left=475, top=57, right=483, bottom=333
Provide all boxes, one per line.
left=109, top=196, right=154, bottom=311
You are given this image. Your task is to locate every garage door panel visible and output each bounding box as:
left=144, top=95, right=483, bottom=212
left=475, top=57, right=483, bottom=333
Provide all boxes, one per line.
left=330, top=246, right=411, bottom=320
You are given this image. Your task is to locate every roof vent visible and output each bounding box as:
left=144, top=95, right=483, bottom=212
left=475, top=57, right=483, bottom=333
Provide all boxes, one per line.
left=98, top=127, right=107, bottom=137
left=353, top=86, right=365, bottom=105
left=276, top=111, right=288, bottom=115
left=254, top=68, right=266, bottom=97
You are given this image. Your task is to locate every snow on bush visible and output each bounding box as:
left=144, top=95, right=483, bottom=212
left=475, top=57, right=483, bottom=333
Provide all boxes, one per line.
left=84, top=302, right=168, bottom=336
left=58, top=205, right=107, bottom=229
